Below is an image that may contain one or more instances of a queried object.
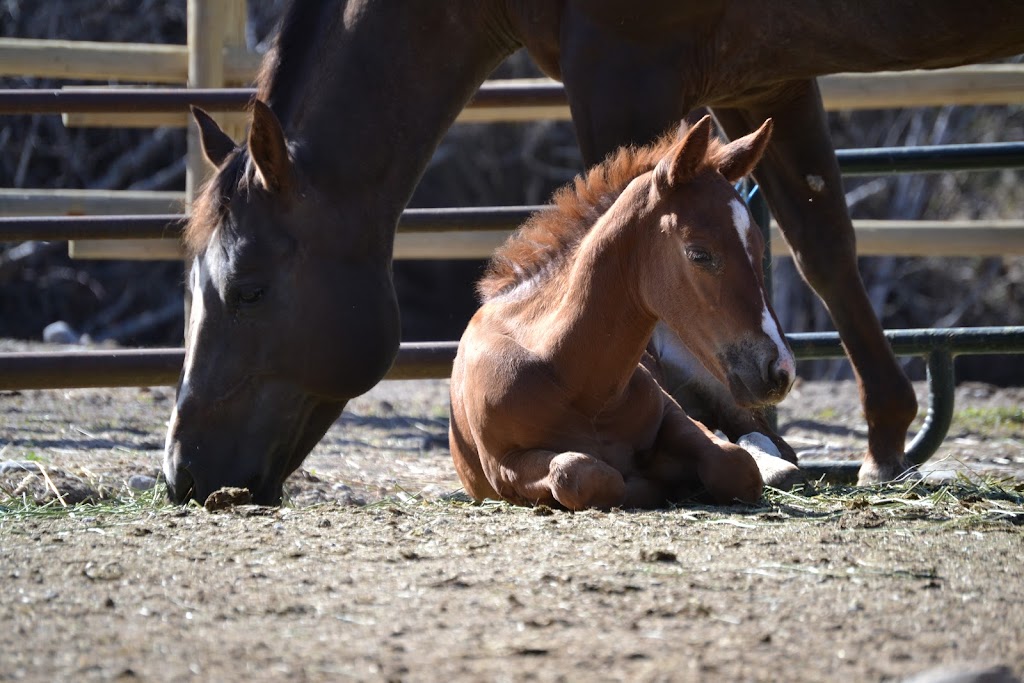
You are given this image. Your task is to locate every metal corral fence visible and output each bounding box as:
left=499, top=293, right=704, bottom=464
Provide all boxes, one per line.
left=1, top=12, right=1024, bottom=479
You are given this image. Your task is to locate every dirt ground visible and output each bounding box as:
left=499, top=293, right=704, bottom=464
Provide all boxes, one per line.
left=2, top=341, right=1023, bottom=682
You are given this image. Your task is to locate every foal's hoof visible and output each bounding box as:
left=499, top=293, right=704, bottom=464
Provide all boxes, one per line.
left=738, top=433, right=806, bottom=491
left=738, top=432, right=781, bottom=458
left=548, top=452, right=626, bottom=511
left=749, top=451, right=806, bottom=491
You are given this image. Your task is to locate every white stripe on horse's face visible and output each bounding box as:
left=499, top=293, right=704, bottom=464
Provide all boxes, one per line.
left=729, top=198, right=754, bottom=267
left=179, top=257, right=209, bottom=399
left=163, top=255, right=211, bottom=481
left=731, top=198, right=795, bottom=379
left=762, top=303, right=795, bottom=379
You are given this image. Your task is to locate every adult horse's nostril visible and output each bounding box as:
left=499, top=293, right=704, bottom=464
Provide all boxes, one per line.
left=167, top=466, right=195, bottom=504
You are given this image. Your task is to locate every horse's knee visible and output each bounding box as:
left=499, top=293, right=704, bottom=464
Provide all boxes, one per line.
left=697, top=444, right=764, bottom=504
left=548, top=452, right=626, bottom=511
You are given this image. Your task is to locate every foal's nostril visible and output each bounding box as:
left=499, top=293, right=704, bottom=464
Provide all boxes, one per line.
left=770, top=358, right=795, bottom=393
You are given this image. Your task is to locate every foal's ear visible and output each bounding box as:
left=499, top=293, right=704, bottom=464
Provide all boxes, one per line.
left=192, top=107, right=236, bottom=168
left=655, top=115, right=713, bottom=192
left=248, top=100, right=292, bottom=194
left=716, top=118, right=773, bottom=183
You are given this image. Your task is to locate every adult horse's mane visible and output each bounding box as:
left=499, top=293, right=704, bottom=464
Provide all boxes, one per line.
left=185, top=154, right=247, bottom=256
left=254, top=0, right=333, bottom=122
left=478, top=128, right=726, bottom=302
left=184, top=0, right=332, bottom=256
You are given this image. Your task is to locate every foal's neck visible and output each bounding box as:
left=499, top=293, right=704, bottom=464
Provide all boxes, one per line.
left=540, top=183, right=663, bottom=412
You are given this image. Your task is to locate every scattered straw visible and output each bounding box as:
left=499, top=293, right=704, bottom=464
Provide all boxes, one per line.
left=36, top=463, right=67, bottom=508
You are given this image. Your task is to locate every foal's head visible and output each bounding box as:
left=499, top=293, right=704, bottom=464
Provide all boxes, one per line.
left=639, top=116, right=794, bottom=407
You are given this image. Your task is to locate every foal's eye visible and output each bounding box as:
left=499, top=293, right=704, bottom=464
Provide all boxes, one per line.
left=686, top=248, right=714, bottom=267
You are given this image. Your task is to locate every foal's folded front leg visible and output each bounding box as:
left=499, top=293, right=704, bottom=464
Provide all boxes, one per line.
left=647, top=400, right=765, bottom=504
left=493, top=449, right=627, bottom=511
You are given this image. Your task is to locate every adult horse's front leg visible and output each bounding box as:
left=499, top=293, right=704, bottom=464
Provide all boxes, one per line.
left=714, top=81, right=918, bottom=484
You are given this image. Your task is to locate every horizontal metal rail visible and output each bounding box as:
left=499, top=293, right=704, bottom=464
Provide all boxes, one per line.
left=4, top=328, right=1021, bottom=389
left=792, top=326, right=1024, bottom=359
left=837, top=142, right=1024, bottom=175
left=0, top=83, right=563, bottom=115
left=3, top=66, right=1024, bottom=120
left=0, top=341, right=460, bottom=390
left=6, top=327, right=1015, bottom=382
left=0, top=207, right=536, bottom=242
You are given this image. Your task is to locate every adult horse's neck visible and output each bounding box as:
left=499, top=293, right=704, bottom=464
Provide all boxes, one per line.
left=259, top=0, right=514, bottom=257
left=535, top=180, right=661, bottom=413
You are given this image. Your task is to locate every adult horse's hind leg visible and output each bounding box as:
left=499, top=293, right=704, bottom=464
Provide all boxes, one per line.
left=495, top=449, right=626, bottom=511
left=714, top=82, right=918, bottom=484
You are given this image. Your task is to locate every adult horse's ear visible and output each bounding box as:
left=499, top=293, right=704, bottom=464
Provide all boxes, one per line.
left=248, top=100, right=292, bottom=194
left=192, top=106, right=236, bottom=168
left=717, top=118, right=774, bottom=183
left=655, top=115, right=713, bottom=192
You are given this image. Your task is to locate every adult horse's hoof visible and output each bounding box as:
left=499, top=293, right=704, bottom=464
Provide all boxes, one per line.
left=856, top=456, right=919, bottom=485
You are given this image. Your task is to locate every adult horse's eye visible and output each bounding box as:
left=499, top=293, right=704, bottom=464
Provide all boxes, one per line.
left=236, top=286, right=266, bottom=306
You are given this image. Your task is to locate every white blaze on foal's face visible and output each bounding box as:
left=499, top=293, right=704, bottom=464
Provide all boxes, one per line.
left=729, top=198, right=753, bottom=262
left=728, top=198, right=795, bottom=382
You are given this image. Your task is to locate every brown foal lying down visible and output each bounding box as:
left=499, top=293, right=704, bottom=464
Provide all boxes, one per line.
left=448, top=116, right=800, bottom=510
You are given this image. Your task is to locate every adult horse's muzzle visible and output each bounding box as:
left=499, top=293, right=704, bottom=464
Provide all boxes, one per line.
left=163, top=434, right=289, bottom=506
left=162, top=391, right=345, bottom=506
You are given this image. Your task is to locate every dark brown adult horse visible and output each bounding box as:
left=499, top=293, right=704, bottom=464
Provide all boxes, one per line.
left=450, top=116, right=798, bottom=509
left=165, top=0, right=1024, bottom=504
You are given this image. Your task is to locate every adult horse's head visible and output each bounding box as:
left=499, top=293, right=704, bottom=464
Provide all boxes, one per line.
left=643, top=116, right=795, bottom=408
left=163, top=104, right=400, bottom=504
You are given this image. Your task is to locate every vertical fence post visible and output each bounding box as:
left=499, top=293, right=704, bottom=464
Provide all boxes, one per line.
left=185, top=0, right=227, bottom=207
left=184, top=0, right=228, bottom=341
left=222, top=0, right=248, bottom=143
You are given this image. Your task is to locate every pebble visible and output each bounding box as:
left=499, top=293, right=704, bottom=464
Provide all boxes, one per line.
left=42, top=321, right=80, bottom=345
left=127, top=474, right=157, bottom=491
left=0, top=460, right=41, bottom=473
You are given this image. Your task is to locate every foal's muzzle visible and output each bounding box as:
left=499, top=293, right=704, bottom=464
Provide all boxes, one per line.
left=722, top=340, right=795, bottom=407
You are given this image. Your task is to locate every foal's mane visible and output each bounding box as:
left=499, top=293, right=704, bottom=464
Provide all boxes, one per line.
left=478, top=129, right=725, bottom=301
